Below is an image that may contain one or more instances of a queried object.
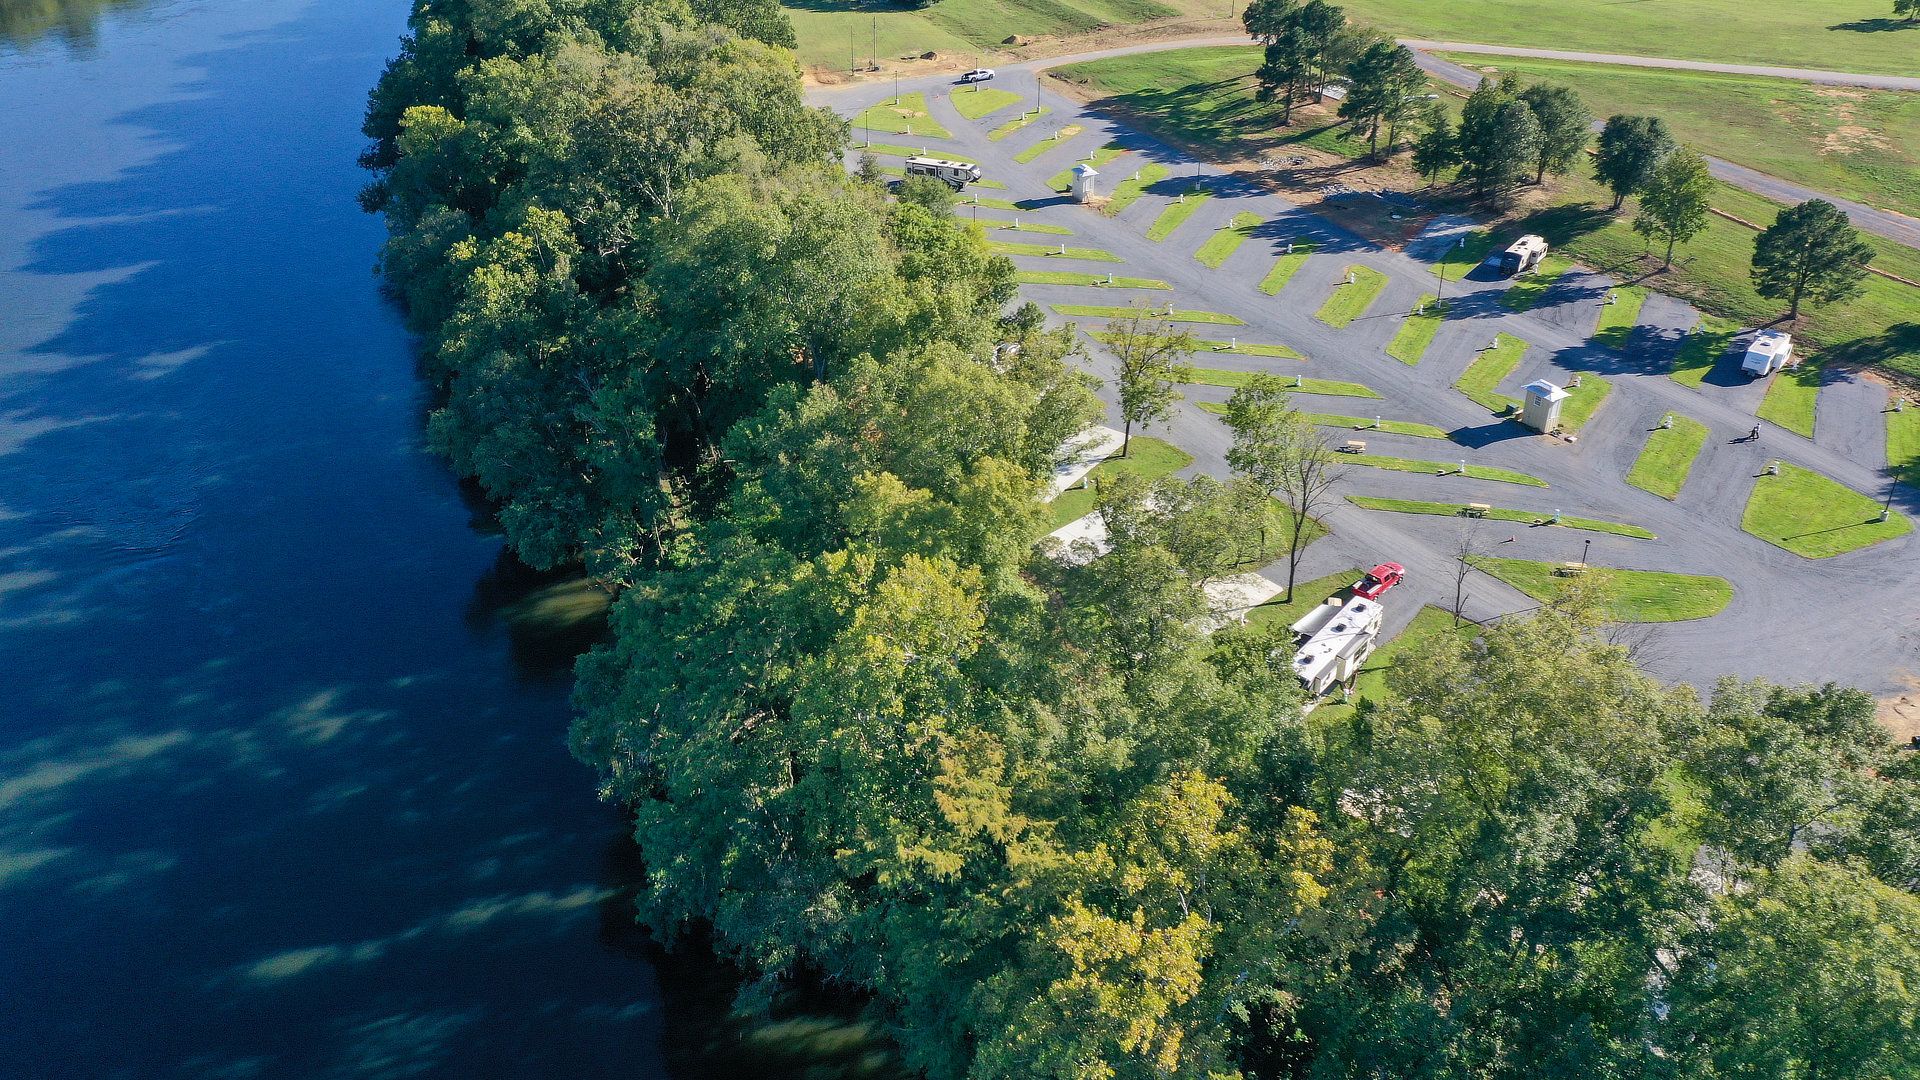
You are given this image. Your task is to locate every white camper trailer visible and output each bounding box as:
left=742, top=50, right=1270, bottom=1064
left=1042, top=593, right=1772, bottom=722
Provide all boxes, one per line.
left=1741, top=330, right=1793, bottom=378
left=904, top=156, right=982, bottom=191
left=1288, top=595, right=1384, bottom=699
left=1494, top=234, right=1549, bottom=276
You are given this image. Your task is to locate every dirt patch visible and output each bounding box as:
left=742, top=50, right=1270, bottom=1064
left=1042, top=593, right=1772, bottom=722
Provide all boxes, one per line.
left=1823, top=123, right=1891, bottom=155
left=801, top=16, right=1239, bottom=86
left=1879, top=676, right=1920, bottom=743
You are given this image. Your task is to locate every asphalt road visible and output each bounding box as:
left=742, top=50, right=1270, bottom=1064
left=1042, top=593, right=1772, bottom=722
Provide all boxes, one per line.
left=819, top=71, right=1920, bottom=695
left=1400, top=41, right=1920, bottom=92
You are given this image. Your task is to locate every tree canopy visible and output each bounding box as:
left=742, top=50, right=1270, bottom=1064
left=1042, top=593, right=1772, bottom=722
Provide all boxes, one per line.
left=1751, top=198, right=1875, bottom=319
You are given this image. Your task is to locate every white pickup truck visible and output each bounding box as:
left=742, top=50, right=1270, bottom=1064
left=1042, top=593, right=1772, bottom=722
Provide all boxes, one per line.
left=1741, top=330, right=1793, bottom=378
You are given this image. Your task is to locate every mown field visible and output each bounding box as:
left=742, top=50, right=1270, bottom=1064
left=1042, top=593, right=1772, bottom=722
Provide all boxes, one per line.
left=1333, top=0, right=1920, bottom=78
left=785, top=0, right=1212, bottom=70
left=1436, top=54, right=1920, bottom=219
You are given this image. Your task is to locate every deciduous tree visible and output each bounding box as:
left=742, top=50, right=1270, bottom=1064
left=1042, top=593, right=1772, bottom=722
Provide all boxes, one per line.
left=1751, top=198, right=1874, bottom=319
left=1593, top=114, right=1673, bottom=209
left=1518, top=82, right=1588, bottom=184
left=1633, top=144, right=1712, bottom=268
left=1106, top=311, right=1196, bottom=456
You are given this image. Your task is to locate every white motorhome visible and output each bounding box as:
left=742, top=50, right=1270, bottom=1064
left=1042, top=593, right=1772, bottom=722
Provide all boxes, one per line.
left=1495, top=234, right=1549, bottom=276
left=1288, top=595, right=1384, bottom=699
left=904, top=156, right=982, bottom=191
left=1741, top=330, right=1793, bottom=378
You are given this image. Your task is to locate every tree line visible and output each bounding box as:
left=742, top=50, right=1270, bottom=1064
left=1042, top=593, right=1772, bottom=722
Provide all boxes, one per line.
left=361, top=1, right=1920, bottom=1076
left=1243, top=0, right=1875, bottom=320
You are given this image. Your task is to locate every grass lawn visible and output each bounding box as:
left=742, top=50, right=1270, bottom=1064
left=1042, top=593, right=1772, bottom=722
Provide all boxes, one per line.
left=949, top=86, right=1023, bottom=121
left=1757, top=358, right=1823, bottom=438
left=853, top=92, right=950, bottom=139
left=987, top=107, right=1049, bottom=141
left=1626, top=415, right=1711, bottom=500
left=1741, top=463, right=1912, bottom=557
left=1195, top=339, right=1302, bottom=359
left=1592, top=286, right=1648, bottom=350
left=1017, top=270, right=1170, bottom=289
left=1317, top=265, right=1389, bottom=328
left=990, top=240, right=1121, bottom=262
left=1329, top=0, right=1920, bottom=78
left=1047, top=435, right=1194, bottom=527
left=1048, top=145, right=1129, bottom=191
left=1243, top=568, right=1364, bottom=631
left=1436, top=53, right=1920, bottom=220
left=1501, top=255, right=1574, bottom=312
left=1455, top=333, right=1529, bottom=414
left=1192, top=373, right=1378, bottom=398
left=1194, top=211, right=1265, bottom=268
left=1348, top=496, right=1655, bottom=538
left=1146, top=191, right=1211, bottom=242
left=1468, top=557, right=1733, bottom=623
left=1346, top=454, right=1548, bottom=487
left=1015, top=125, right=1085, bottom=164
left=1386, top=297, right=1445, bottom=365
left=1423, top=229, right=1496, bottom=281
left=1105, top=163, right=1170, bottom=214
left=977, top=218, right=1072, bottom=235
left=853, top=140, right=977, bottom=164
left=1558, top=375, right=1612, bottom=433
left=1301, top=414, right=1450, bottom=440
left=1890, top=405, right=1920, bottom=487
left=1058, top=304, right=1243, bottom=324
left=1258, top=240, right=1316, bottom=295
left=1669, top=314, right=1741, bottom=387
left=962, top=194, right=1024, bottom=212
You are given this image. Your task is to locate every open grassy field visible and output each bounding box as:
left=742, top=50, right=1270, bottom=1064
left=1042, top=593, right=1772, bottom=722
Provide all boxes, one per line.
left=1455, top=333, right=1529, bottom=413
left=1757, top=358, right=1824, bottom=438
left=1332, top=0, right=1920, bottom=78
left=1422, top=230, right=1497, bottom=281
left=1626, top=414, right=1710, bottom=499
left=1386, top=297, right=1445, bottom=365
left=1047, top=435, right=1193, bottom=526
left=1468, top=557, right=1734, bottom=622
left=853, top=91, right=950, bottom=138
left=1195, top=212, right=1265, bottom=268
left=785, top=0, right=1198, bottom=70
left=1557, top=374, right=1612, bottom=433
left=1436, top=54, right=1920, bottom=220
left=1317, top=266, right=1389, bottom=327
left=1742, top=463, right=1911, bottom=557
left=1347, top=454, right=1547, bottom=487
left=1349, top=495, right=1654, bottom=538
left=1892, top=405, right=1920, bottom=487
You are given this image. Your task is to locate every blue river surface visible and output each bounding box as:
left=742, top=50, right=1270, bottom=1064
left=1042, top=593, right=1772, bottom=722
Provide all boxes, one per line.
left=0, top=3, right=872, bottom=1077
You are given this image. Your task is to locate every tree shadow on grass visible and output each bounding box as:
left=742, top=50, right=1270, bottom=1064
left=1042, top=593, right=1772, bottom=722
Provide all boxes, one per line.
left=1815, top=322, right=1920, bottom=384
left=1827, top=18, right=1920, bottom=33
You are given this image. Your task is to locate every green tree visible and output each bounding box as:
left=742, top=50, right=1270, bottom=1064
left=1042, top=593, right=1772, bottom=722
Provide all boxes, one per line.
left=1255, top=27, right=1314, bottom=126
left=1633, top=144, right=1713, bottom=268
left=1751, top=198, right=1875, bottom=319
left=1455, top=80, right=1542, bottom=198
left=1221, top=378, right=1341, bottom=600
left=1593, top=114, right=1673, bottom=209
left=1106, top=311, right=1195, bottom=456
left=1339, top=41, right=1426, bottom=157
left=1898, top=0, right=1920, bottom=21
left=1411, top=116, right=1459, bottom=185
left=1518, top=82, right=1588, bottom=184
left=1242, top=0, right=1299, bottom=43
left=1664, top=856, right=1920, bottom=1079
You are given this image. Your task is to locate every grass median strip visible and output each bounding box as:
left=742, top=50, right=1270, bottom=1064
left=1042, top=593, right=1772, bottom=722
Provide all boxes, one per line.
left=1742, top=462, right=1911, bottom=558
left=1346, top=454, right=1547, bottom=487
left=1426, top=230, right=1495, bottom=281
left=1558, top=375, right=1612, bottom=433
left=1348, top=496, right=1653, bottom=538
left=1047, top=436, right=1192, bottom=527
left=1016, top=270, right=1170, bottom=290
left=962, top=194, right=1023, bottom=212
left=1627, top=415, right=1710, bottom=500
left=1316, top=265, right=1388, bottom=328
left=854, top=140, right=977, bottom=164
left=1014, top=125, right=1083, bottom=164
left=1092, top=333, right=1301, bottom=359
left=1670, top=314, right=1740, bottom=388
left=1104, top=163, right=1169, bottom=215
left=1455, top=333, right=1529, bottom=414
left=1757, top=358, right=1823, bottom=438
left=1501, top=255, right=1573, bottom=312
left=853, top=91, right=950, bottom=139
left=1147, top=192, right=1209, bottom=242
left=1891, top=404, right=1920, bottom=487
left=1059, top=305, right=1243, bottom=324
left=987, top=106, right=1048, bottom=141
left=1592, top=285, right=1648, bottom=350
left=1386, top=297, right=1445, bottom=365
left=1258, top=240, right=1315, bottom=295
left=1194, top=212, right=1264, bottom=269
left=990, top=240, right=1121, bottom=262
left=1299, top=414, right=1449, bottom=439
left=1468, top=557, right=1732, bottom=622
left=1048, top=145, right=1127, bottom=191
left=1191, top=373, right=1378, bottom=398
left=976, top=218, right=1071, bottom=235
left=949, top=86, right=1023, bottom=120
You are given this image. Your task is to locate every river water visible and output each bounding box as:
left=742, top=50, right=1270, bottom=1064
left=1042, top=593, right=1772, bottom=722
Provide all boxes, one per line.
left=0, top=3, right=885, bottom=1076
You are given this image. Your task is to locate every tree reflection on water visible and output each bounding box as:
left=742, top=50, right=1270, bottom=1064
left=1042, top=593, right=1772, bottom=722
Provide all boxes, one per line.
left=1, top=0, right=154, bottom=51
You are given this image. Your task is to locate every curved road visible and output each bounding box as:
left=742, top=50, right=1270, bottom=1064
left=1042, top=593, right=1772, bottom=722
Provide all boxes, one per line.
left=921, top=32, right=1920, bottom=250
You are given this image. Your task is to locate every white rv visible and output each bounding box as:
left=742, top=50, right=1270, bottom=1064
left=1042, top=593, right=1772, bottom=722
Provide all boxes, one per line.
left=1741, top=330, right=1793, bottom=378
left=1288, top=596, right=1384, bottom=699
left=904, top=156, right=982, bottom=191
left=1495, top=234, right=1549, bottom=276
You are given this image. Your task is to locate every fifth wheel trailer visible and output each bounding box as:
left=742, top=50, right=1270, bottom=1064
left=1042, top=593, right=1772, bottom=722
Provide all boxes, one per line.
left=1494, top=234, right=1548, bottom=276
left=904, top=156, right=982, bottom=191
left=1288, top=595, right=1385, bottom=699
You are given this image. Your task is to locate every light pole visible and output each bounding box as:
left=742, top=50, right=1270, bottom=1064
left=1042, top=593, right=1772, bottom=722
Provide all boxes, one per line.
left=1882, top=483, right=1897, bottom=523
left=1581, top=537, right=1592, bottom=567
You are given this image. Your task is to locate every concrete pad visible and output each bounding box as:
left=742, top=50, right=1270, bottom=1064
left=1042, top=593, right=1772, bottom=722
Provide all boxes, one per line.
left=1047, top=425, right=1124, bottom=498
left=1200, top=572, right=1285, bottom=631
left=1044, top=511, right=1111, bottom=565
